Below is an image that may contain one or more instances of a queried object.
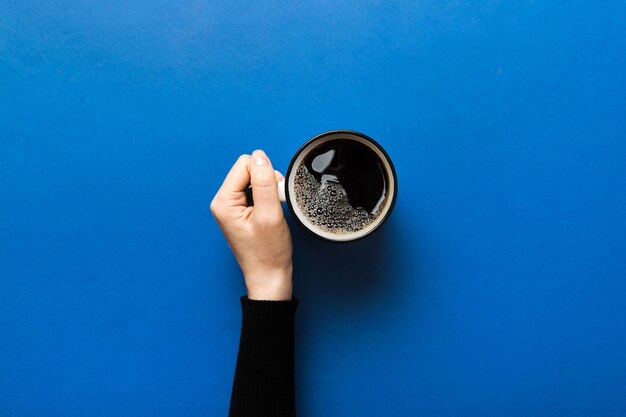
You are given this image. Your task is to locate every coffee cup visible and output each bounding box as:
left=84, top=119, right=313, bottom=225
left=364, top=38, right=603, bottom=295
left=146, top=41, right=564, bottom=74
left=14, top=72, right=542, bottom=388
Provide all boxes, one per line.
left=246, top=130, right=397, bottom=242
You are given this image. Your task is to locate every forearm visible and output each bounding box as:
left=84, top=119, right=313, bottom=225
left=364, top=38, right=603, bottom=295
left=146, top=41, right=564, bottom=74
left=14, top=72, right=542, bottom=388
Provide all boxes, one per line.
left=229, top=296, right=299, bottom=417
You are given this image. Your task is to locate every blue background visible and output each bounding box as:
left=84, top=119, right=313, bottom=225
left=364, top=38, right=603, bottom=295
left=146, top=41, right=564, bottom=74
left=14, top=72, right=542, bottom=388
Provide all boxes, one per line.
left=1, top=1, right=625, bottom=416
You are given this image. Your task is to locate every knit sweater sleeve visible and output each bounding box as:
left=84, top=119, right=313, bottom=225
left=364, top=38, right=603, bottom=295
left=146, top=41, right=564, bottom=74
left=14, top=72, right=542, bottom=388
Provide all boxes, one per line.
left=228, top=296, right=299, bottom=417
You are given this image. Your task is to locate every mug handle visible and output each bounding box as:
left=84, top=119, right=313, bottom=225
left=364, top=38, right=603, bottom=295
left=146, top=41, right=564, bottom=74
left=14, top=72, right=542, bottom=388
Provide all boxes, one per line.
left=245, top=179, right=286, bottom=206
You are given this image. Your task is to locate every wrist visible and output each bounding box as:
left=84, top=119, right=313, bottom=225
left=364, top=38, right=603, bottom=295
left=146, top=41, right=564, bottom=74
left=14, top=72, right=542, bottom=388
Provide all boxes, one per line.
left=245, top=268, right=293, bottom=301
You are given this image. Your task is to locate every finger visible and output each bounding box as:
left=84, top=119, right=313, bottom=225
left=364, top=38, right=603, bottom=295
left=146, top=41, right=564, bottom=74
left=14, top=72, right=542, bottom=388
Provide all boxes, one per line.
left=249, top=150, right=282, bottom=220
left=216, top=154, right=251, bottom=199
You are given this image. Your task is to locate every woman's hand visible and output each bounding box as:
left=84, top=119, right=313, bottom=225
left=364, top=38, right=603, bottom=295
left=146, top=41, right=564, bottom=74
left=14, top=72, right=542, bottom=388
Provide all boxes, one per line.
left=210, top=150, right=293, bottom=301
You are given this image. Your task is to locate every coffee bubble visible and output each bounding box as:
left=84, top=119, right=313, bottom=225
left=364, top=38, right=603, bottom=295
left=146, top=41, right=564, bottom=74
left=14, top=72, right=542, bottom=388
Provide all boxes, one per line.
left=293, top=164, right=385, bottom=235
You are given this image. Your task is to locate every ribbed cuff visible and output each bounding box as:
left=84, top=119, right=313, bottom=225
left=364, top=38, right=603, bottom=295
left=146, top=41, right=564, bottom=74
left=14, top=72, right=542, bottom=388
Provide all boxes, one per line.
left=229, top=296, right=299, bottom=417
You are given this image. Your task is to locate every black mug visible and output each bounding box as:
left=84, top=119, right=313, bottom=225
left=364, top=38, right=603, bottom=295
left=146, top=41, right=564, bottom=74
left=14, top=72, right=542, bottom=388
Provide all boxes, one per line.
left=247, top=130, right=397, bottom=243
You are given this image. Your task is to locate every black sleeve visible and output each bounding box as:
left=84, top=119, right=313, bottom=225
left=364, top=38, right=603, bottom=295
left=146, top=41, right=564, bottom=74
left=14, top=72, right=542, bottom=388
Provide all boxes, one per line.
left=229, top=296, right=299, bottom=417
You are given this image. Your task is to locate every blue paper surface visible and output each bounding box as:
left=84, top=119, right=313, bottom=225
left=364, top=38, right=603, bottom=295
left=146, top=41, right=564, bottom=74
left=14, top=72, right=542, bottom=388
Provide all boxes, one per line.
left=1, top=1, right=625, bottom=416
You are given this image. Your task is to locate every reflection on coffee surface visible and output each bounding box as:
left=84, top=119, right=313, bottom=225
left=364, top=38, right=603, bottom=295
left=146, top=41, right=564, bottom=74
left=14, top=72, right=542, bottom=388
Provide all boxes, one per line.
left=293, top=139, right=388, bottom=235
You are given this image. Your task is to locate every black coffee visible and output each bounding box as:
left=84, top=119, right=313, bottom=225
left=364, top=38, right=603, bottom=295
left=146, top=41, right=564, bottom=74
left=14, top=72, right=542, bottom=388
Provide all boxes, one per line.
left=293, top=139, right=389, bottom=235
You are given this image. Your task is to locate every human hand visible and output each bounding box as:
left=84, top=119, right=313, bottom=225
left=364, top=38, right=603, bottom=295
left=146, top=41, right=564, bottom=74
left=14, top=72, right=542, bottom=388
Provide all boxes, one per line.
left=210, top=150, right=293, bottom=301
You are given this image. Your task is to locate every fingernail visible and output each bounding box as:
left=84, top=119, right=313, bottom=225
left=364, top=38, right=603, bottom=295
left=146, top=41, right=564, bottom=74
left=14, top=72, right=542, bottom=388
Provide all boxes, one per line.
left=254, top=155, right=266, bottom=166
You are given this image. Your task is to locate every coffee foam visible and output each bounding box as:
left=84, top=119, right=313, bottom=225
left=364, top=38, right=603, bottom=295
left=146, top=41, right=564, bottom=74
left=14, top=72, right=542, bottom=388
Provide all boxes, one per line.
left=293, top=164, right=385, bottom=235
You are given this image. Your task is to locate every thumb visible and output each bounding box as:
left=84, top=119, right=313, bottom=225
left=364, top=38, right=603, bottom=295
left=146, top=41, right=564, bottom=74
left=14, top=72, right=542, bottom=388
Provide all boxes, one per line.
left=249, top=149, right=282, bottom=221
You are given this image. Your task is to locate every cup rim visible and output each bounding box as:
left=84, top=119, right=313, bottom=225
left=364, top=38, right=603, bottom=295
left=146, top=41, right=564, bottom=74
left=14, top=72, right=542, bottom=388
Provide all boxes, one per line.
left=284, top=129, right=398, bottom=243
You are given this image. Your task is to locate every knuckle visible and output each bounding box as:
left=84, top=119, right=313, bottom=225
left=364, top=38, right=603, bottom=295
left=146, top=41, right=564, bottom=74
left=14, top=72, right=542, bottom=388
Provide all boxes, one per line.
left=237, top=154, right=250, bottom=163
left=209, top=198, right=222, bottom=217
